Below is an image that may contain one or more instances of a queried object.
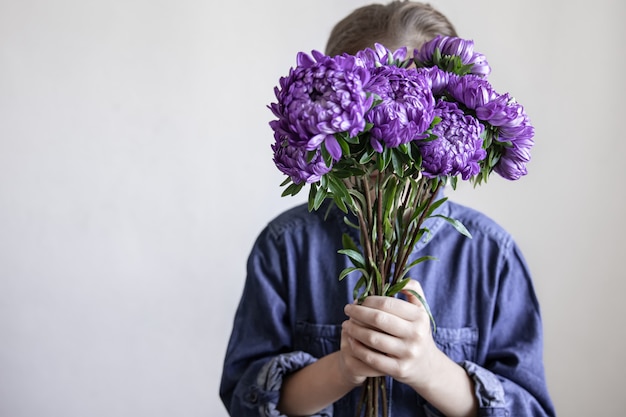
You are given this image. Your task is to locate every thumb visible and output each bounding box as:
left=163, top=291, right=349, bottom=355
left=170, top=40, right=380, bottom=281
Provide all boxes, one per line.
left=401, top=279, right=426, bottom=308
left=402, top=280, right=437, bottom=332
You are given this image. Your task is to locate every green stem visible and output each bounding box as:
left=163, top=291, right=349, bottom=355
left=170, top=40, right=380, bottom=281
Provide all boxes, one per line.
left=362, top=175, right=374, bottom=246
left=368, top=378, right=373, bottom=416
left=374, top=377, right=379, bottom=416
left=379, top=177, right=409, bottom=289
left=393, top=180, right=441, bottom=284
left=355, top=209, right=374, bottom=275
left=375, top=176, right=384, bottom=295
left=390, top=178, right=420, bottom=286
left=381, top=377, right=388, bottom=417
left=356, top=379, right=366, bottom=417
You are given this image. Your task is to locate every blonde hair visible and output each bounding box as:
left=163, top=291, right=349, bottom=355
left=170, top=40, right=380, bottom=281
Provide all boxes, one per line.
left=325, top=1, right=458, bottom=56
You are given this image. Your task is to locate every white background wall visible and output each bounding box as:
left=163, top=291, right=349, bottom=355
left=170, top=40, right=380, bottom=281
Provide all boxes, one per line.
left=1, top=0, right=624, bottom=416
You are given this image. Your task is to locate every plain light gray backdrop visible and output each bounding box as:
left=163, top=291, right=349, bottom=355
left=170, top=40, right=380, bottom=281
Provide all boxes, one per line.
left=1, top=0, right=625, bottom=416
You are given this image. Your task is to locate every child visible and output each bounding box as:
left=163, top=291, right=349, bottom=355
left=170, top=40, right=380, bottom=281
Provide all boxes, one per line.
left=220, top=2, right=555, bottom=416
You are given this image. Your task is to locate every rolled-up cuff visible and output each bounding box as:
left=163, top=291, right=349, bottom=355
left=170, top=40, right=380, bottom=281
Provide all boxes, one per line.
left=461, top=360, right=508, bottom=416
left=246, top=351, right=333, bottom=417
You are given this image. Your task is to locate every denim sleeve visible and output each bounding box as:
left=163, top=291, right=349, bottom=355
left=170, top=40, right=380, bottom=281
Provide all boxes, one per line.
left=463, top=242, right=555, bottom=417
left=256, top=352, right=333, bottom=417
left=424, top=242, right=555, bottom=417
left=220, top=225, right=287, bottom=416
left=225, top=350, right=333, bottom=417
left=220, top=225, right=333, bottom=417
left=420, top=360, right=507, bottom=417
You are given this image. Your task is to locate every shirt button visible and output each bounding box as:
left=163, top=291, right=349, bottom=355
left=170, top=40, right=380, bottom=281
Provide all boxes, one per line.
left=247, top=391, right=258, bottom=404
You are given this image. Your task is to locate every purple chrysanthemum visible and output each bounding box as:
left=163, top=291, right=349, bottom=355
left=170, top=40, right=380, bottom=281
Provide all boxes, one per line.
left=364, top=66, right=435, bottom=152
left=272, top=139, right=331, bottom=184
left=269, top=50, right=373, bottom=162
left=418, top=66, right=450, bottom=96
left=419, top=100, right=486, bottom=180
left=416, top=36, right=473, bottom=64
left=446, top=76, right=536, bottom=181
left=446, top=74, right=497, bottom=110
left=476, top=93, right=535, bottom=144
left=475, top=93, right=522, bottom=128
left=494, top=139, right=533, bottom=180
left=355, top=43, right=408, bottom=69
left=469, top=52, right=491, bottom=77
left=472, top=92, right=535, bottom=180
left=414, top=35, right=491, bottom=77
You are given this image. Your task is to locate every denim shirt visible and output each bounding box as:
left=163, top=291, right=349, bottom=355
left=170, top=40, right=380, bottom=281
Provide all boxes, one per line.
left=220, top=198, right=555, bottom=417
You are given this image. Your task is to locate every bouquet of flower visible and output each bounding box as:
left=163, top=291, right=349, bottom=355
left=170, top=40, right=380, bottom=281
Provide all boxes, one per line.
left=269, top=36, right=534, bottom=417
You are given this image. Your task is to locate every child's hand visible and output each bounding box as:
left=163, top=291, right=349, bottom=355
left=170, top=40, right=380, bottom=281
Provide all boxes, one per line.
left=341, top=280, right=440, bottom=391
left=337, top=315, right=385, bottom=387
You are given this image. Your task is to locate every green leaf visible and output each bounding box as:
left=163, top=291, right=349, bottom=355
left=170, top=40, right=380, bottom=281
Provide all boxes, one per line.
left=333, top=194, right=348, bottom=213
left=352, top=273, right=373, bottom=302
left=425, top=197, right=448, bottom=217
left=362, top=274, right=373, bottom=300
left=382, top=177, right=398, bottom=216
left=377, top=147, right=391, bottom=171
left=383, top=216, right=394, bottom=244
left=336, top=135, right=351, bottom=157
left=404, top=255, right=437, bottom=271
left=308, top=184, right=317, bottom=211
left=432, top=214, right=472, bottom=238
left=430, top=115, right=442, bottom=128
left=459, top=62, right=475, bottom=75
left=433, top=47, right=442, bottom=65
left=343, top=134, right=360, bottom=145
left=352, top=275, right=366, bottom=299
left=489, top=149, right=501, bottom=168
left=348, top=189, right=366, bottom=208
left=346, top=163, right=365, bottom=177
left=343, top=216, right=360, bottom=230
left=342, top=233, right=360, bottom=252
left=449, top=176, right=458, bottom=190
left=370, top=262, right=383, bottom=295
left=430, top=178, right=441, bottom=192
left=422, top=133, right=438, bottom=143
left=338, top=248, right=366, bottom=268
left=359, top=149, right=375, bottom=164
left=410, top=141, right=422, bottom=163
left=281, top=182, right=304, bottom=197
left=312, top=184, right=328, bottom=210
left=385, top=278, right=410, bottom=297
left=322, top=201, right=334, bottom=220
left=395, top=255, right=437, bottom=283
left=391, top=150, right=405, bottom=176
left=339, top=266, right=364, bottom=281
left=420, top=227, right=431, bottom=243
left=483, top=129, right=493, bottom=149
left=321, top=143, right=333, bottom=167
left=328, top=175, right=349, bottom=200
left=320, top=174, right=328, bottom=188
